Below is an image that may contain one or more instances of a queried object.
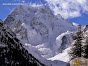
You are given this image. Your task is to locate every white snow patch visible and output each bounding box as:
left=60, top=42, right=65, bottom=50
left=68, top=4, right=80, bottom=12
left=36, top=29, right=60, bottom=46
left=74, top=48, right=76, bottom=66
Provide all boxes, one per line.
left=72, top=22, right=79, bottom=27
left=48, top=47, right=70, bottom=62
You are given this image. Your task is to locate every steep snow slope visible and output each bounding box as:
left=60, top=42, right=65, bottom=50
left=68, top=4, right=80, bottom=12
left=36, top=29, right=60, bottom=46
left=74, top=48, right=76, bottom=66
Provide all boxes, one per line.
left=0, top=20, right=44, bottom=66
left=4, top=5, right=77, bottom=65
left=48, top=47, right=70, bottom=62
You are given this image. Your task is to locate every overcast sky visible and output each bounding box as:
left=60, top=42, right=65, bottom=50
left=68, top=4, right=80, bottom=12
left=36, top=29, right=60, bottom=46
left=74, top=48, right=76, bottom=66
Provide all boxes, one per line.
left=0, top=0, right=88, bottom=25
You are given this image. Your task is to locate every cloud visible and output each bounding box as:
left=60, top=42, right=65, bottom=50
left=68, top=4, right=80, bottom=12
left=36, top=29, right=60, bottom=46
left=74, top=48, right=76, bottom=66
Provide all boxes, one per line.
left=45, top=0, right=88, bottom=19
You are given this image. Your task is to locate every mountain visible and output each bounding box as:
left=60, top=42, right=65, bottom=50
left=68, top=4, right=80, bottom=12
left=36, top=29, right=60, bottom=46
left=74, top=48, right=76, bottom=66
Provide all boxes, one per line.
left=4, top=5, right=77, bottom=65
left=4, top=5, right=76, bottom=44
left=0, top=20, right=44, bottom=66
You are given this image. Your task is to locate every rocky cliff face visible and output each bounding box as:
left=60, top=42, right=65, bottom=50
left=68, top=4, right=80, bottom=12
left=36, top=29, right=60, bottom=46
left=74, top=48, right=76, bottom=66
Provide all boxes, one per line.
left=0, top=20, right=44, bottom=66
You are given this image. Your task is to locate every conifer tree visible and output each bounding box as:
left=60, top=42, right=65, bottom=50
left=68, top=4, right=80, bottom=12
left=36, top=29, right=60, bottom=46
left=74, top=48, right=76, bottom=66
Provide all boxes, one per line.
left=81, top=25, right=88, bottom=58
left=69, top=25, right=88, bottom=60
left=81, top=37, right=88, bottom=58
left=69, top=25, right=83, bottom=60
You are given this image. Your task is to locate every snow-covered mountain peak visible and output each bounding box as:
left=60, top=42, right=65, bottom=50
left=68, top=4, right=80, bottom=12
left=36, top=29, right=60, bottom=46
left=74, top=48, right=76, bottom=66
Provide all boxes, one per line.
left=4, top=5, right=77, bottom=65
left=11, top=4, right=53, bottom=17
left=4, top=4, right=76, bottom=45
